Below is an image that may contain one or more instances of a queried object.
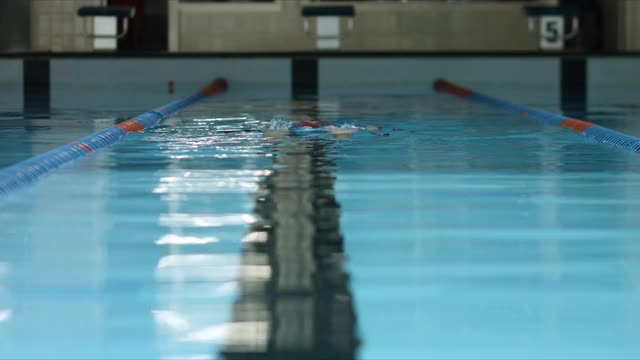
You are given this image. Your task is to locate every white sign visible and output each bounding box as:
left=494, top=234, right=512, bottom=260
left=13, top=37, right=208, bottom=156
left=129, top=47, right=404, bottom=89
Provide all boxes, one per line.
left=94, top=16, right=117, bottom=50
left=540, top=16, right=564, bottom=50
left=317, top=17, right=340, bottom=49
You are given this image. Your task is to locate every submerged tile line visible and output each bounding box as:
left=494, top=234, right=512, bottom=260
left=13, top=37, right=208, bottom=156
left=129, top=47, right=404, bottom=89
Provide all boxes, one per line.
left=220, top=139, right=359, bottom=359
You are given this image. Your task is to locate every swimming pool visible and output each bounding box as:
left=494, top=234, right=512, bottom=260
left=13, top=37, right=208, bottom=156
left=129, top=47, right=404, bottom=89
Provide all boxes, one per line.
left=2, top=58, right=640, bottom=359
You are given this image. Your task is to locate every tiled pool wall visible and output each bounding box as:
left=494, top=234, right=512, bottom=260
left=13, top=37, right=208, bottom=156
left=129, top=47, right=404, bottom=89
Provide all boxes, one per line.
left=1, top=56, right=640, bottom=110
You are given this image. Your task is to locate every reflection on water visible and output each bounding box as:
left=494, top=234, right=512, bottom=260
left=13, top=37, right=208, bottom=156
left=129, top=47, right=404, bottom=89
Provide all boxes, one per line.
left=3, top=91, right=640, bottom=359
left=222, top=138, right=359, bottom=359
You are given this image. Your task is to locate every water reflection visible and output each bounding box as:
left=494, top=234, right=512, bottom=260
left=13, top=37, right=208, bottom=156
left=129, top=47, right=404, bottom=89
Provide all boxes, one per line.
left=221, top=138, right=359, bottom=359
left=147, top=113, right=276, bottom=359
left=0, top=309, right=11, bottom=322
left=0, top=262, right=9, bottom=328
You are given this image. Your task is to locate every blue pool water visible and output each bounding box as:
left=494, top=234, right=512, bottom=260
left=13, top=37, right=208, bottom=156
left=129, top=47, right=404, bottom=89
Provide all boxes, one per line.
left=2, top=86, right=640, bottom=359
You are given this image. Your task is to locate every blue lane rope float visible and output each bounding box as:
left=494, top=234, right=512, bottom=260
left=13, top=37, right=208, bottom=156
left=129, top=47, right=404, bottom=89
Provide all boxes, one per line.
left=433, top=79, right=640, bottom=154
left=0, top=78, right=228, bottom=199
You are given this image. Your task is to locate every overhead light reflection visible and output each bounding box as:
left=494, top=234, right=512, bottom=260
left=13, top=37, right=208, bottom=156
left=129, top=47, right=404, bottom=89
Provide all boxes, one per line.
left=0, top=309, right=12, bottom=322
left=0, top=262, right=9, bottom=277
left=156, top=254, right=238, bottom=269
left=155, top=170, right=272, bottom=178
left=193, top=117, right=249, bottom=122
left=242, top=231, right=268, bottom=243
left=215, top=281, right=238, bottom=296
left=155, top=234, right=219, bottom=245
left=152, top=310, right=190, bottom=331
left=180, top=321, right=269, bottom=350
left=159, top=213, right=255, bottom=228
left=155, top=255, right=268, bottom=284
left=154, top=180, right=259, bottom=194
left=152, top=170, right=272, bottom=194
left=155, top=254, right=239, bottom=283
left=180, top=324, right=228, bottom=343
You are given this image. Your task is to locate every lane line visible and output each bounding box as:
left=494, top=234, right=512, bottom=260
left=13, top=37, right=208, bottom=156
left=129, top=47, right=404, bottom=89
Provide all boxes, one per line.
left=434, top=79, right=640, bottom=154
left=0, top=78, right=228, bottom=199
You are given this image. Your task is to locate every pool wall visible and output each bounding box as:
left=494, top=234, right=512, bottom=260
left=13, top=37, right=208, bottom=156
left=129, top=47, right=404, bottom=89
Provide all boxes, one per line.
left=589, top=58, right=640, bottom=104
left=0, top=59, right=22, bottom=109
left=318, top=58, right=559, bottom=103
left=51, top=59, right=291, bottom=110
left=2, top=54, right=640, bottom=113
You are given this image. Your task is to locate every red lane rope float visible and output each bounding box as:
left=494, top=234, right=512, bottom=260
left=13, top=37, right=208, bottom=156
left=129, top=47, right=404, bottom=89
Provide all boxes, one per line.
left=0, top=78, right=228, bottom=199
left=69, top=142, right=94, bottom=153
left=433, top=78, right=640, bottom=153
left=114, top=120, right=146, bottom=133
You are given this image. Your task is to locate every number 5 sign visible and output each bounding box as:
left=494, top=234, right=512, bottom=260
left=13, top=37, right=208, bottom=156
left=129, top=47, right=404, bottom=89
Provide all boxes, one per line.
left=540, top=16, right=565, bottom=50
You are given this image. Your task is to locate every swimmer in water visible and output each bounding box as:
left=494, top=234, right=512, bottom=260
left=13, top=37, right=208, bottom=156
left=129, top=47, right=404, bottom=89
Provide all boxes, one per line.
left=268, top=117, right=381, bottom=139
left=215, top=116, right=384, bottom=138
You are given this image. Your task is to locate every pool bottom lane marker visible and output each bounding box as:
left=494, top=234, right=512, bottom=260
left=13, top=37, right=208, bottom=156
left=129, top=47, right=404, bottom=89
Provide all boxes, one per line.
left=433, top=79, right=640, bottom=154
left=0, top=78, right=228, bottom=199
left=221, top=140, right=359, bottom=359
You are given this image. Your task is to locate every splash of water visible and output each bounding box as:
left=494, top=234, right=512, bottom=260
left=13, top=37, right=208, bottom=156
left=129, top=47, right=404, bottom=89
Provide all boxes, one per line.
left=269, top=115, right=295, bottom=130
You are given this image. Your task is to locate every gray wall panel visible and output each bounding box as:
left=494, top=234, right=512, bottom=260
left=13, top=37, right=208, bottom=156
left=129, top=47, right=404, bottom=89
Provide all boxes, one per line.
left=0, top=59, right=23, bottom=110
left=51, top=58, right=291, bottom=109
left=319, top=58, right=560, bottom=105
left=589, top=58, right=640, bottom=104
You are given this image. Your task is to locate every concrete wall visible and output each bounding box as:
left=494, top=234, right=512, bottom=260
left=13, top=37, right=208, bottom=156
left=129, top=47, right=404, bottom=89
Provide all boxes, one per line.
left=4, top=0, right=640, bottom=53
left=170, top=0, right=552, bottom=52
left=30, top=0, right=100, bottom=52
